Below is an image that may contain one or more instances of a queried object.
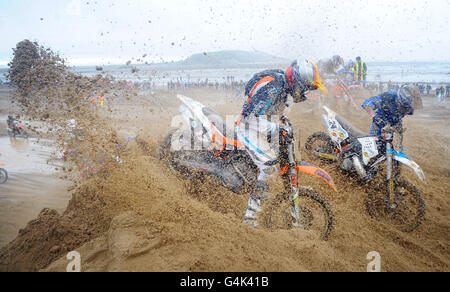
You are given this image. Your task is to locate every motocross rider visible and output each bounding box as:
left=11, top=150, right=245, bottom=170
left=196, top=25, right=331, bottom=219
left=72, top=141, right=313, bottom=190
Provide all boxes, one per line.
left=7, top=115, right=15, bottom=129
left=318, top=55, right=344, bottom=78
left=237, top=59, right=328, bottom=227
left=362, top=85, right=423, bottom=136
left=318, top=55, right=345, bottom=98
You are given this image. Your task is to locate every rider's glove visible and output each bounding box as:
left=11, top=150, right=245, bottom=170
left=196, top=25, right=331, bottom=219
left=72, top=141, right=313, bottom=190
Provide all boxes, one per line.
left=293, top=91, right=307, bottom=103
left=373, top=116, right=385, bottom=129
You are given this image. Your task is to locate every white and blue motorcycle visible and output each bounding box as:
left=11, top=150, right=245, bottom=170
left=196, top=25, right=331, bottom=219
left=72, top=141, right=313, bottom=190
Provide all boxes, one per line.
left=305, top=106, right=426, bottom=232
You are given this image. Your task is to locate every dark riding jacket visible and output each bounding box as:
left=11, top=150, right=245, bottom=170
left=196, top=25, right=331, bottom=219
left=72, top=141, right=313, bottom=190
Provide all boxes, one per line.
left=241, top=70, right=291, bottom=119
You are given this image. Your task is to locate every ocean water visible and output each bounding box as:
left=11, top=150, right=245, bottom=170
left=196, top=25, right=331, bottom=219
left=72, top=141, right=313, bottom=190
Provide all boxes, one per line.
left=367, top=62, right=450, bottom=83
left=1, top=62, right=449, bottom=85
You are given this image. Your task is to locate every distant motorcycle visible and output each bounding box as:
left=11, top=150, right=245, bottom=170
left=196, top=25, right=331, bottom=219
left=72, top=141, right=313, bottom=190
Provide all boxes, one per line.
left=7, top=121, right=29, bottom=139
left=305, top=106, right=426, bottom=232
left=0, top=163, right=8, bottom=184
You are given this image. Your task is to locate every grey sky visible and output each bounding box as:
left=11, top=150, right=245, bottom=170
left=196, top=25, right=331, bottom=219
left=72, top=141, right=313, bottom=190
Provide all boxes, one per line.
left=0, top=0, right=449, bottom=66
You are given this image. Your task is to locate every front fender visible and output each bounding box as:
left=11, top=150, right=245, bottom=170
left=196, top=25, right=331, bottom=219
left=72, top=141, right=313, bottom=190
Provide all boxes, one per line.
left=297, top=161, right=337, bottom=192
left=389, top=150, right=426, bottom=183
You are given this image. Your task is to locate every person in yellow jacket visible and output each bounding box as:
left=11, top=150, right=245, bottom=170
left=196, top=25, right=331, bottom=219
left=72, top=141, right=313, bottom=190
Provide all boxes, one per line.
left=353, top=56, right=367, bottom=87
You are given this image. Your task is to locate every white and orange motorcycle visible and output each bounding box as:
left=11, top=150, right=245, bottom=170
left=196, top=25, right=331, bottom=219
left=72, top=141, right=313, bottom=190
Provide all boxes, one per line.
left=160, top=95, right=338, bottom=240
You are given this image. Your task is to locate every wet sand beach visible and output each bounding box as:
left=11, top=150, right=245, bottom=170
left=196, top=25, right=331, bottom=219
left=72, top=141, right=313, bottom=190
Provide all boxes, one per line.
left=0, top=87, right=71, bottom=248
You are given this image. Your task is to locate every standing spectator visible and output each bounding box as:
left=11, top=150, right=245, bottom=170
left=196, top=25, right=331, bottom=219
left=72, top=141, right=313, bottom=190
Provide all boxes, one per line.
left=378, top=81, right=384, bottom=94
left=440, top=86, right=446, bottom=102
left=437, top=86, right=445, bottom=102
left=354, top=56, right=368, bottom=87
left=426, top=84, right=432, bottom=95
left=419, top=84, right=425, bottom=94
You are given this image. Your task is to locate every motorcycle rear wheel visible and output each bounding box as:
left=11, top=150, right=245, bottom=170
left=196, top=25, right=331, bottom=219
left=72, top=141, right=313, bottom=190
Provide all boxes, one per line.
left=305, top=132, right=336, bottom=164
left=0, top=168, right=8, bottom=184
left=262, top=187, right=334, bottom=240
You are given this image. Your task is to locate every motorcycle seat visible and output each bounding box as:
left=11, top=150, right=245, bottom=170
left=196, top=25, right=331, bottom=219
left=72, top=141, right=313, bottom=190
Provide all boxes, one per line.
left=334, top=114, right=371, bottom=138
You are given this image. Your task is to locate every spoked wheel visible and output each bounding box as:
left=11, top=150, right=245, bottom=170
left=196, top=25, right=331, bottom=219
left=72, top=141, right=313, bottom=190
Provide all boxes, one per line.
left=262, top=187, right=334, bottom=240
left=0, top=168, right=8, bottom=184
left=305, top=132, right=336, bottom=163
left=366, top=179, right=425, bottom=232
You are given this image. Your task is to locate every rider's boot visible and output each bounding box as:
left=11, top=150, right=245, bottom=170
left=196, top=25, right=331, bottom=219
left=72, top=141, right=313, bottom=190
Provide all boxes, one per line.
left=243, top=181, right=270, bottom=228
left=242, top=196, right=262, bottom=228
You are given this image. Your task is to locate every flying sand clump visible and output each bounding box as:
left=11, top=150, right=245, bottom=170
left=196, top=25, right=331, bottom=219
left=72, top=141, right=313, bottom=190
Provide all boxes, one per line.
left=7, top=39, right=125, bottom=183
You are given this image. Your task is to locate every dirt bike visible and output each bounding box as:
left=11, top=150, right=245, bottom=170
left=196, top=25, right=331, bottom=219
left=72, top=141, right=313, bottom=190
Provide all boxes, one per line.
left=7, top=121, right=29, bottom=139
left=335, top=77, right=360, bottom=108
left=305, top=106, right=426, bottom=232
left=0, top=162, right=8, bottom=184
left=160, top=94, right=337, bottom=240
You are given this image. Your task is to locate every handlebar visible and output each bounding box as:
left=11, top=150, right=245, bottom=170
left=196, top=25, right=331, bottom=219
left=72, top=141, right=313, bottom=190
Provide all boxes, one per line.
left=381, top=123, right=405, bottom=149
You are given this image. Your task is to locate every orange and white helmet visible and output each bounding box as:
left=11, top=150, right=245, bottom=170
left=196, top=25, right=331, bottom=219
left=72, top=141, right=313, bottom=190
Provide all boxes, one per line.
left=286, top=59, right=328, bottom=102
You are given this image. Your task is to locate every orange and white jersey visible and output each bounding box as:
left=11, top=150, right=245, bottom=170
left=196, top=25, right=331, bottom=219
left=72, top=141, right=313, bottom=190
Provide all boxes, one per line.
left=239, top=70, right=289, bottom=122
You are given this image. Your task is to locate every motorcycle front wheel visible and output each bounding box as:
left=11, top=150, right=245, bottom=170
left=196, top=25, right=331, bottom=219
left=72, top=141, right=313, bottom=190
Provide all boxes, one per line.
left=366, top=179, right=425, bottom=232
left=262, top=187, right=334, bottom=241
left=0, top=168, right=8, bottom=184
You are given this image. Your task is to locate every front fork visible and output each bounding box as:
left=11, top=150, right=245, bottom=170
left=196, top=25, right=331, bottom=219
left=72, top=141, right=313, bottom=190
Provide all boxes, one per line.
left=385, top=133, right=396, bottom=209
left=288, top=143, right=302, bottom=227
left=279, top=122, right=302, bottom=228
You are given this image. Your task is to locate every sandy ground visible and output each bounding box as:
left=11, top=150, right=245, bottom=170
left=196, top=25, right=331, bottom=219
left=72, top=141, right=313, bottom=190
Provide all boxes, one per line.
left=0, top=85, right=449, bottom=272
